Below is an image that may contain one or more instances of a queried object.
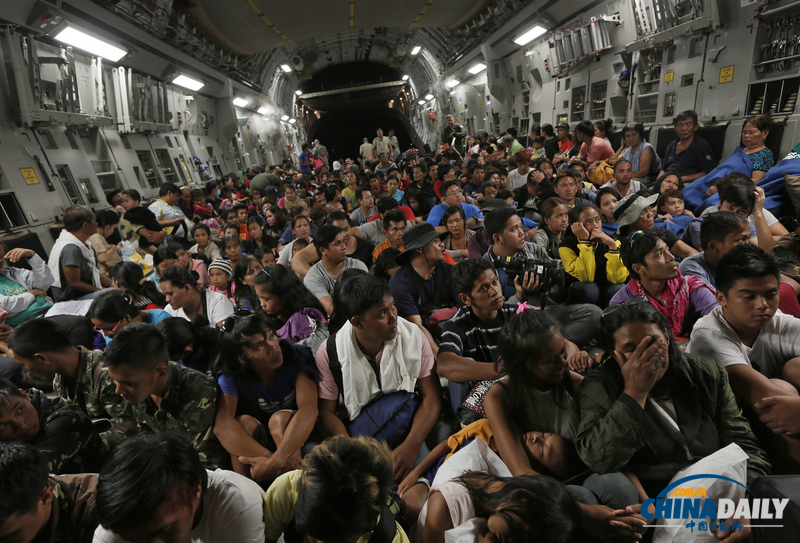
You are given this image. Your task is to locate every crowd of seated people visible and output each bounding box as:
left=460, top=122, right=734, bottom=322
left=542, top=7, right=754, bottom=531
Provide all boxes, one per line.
left=4, top=112, right=800, bottom=543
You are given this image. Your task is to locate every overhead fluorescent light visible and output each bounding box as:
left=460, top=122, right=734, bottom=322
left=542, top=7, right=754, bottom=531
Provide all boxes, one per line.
left=281, top=114, right=290, bottom=121
left=280, top=64, right=292, bottom=73
left=402, top=75, right=409, bottom=81
left=257, top=106, right=269, bottom=115
left=288, top=118, right=297, bottom=124
left=233, top=97, right=250, bottom=107
left=172, top=75, right=205, bottom=91
left=411, top=46, right=421, bottom=55
left=53, top=26, right=127, bottom=62
left=513, top=25, right=547, bottom=45
left=468, top=63, right=487, bottom=74
left=295, top=90, right=302, bottom=95
left=424, top=93, right=434, bottom=100
left=446, top=79, right=460, bottom=88
left=417, top=99, right=426, bottom=104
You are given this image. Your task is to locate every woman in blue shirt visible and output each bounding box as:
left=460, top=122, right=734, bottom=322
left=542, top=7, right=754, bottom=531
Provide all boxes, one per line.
left=214, top=314, right=318, bottom=482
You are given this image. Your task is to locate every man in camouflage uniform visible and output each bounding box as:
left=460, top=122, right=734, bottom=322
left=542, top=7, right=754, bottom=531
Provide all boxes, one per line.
left=0, top=379, right=105, bottom=474
left=0, top=443, right=98, bottom=543
left=102, top=322, right=228, bottom=469
left=9, top=318, right=139, bottom=451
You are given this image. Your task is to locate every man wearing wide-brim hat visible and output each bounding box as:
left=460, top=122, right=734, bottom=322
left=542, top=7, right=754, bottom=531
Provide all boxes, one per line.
left=387, top=223, right=461, bottom=355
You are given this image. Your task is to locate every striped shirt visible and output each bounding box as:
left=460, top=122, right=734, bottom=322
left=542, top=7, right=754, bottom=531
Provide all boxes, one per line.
left=373, top=240, right=404, bottom=260
left=439, top=305, right=518, bottom=363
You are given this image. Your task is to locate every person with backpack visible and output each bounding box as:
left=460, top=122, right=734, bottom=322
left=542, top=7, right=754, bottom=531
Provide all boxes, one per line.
left=315, top=274, right=444, bottom=483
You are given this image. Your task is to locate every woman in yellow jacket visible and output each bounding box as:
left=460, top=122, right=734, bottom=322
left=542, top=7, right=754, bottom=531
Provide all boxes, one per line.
left=559, top=202, right=628, bottom=307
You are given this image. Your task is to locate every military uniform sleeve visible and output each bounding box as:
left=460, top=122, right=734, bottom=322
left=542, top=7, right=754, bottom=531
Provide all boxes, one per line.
left=575, top=371, right=659, bottom=474
left=35, top=403, right=105, bottom=474
left=180, top=373, right=224, bottom=469
left=95, top=369, right=139, bottom=449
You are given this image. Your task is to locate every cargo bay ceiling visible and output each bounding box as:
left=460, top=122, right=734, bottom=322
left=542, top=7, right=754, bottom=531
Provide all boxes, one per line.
left=82, top=0, right=543, bottom=109
left=3, top=0, right=597, bottom=154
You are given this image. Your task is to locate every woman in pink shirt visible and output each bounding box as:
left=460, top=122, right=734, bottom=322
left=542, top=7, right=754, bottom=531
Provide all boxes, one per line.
left=573, top=121, right=614, bottom=169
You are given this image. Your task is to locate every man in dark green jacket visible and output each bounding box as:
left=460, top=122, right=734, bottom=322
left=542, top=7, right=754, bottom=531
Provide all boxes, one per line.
left=576, top=299, right=770, bottom=498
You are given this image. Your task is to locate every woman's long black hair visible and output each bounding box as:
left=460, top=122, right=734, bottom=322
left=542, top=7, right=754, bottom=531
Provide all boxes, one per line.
left=109, top=261, right=167, bottom=307
left=253, top=264, right=325, bottom=326
left=457, top=471, right=580, bottom=543
left=231, top=255, right=263, bottom=314
left=496, top=310, right=573, bottom=434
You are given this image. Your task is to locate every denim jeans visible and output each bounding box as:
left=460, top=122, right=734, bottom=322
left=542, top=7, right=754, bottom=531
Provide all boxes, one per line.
left=567, top=471, right=640, bottom=509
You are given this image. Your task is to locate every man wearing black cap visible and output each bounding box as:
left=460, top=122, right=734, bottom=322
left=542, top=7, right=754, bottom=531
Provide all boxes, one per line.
left=388, top=223, right=461, bottom=355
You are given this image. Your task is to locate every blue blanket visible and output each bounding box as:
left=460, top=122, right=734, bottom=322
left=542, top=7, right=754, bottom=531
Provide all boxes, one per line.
left=602, top=221, right=620, bottom=236
left=683, top=148, right=798, bottom=214
left=682, top=147, right=752, bottom=214
left=654, top=215, right=694, bottom=238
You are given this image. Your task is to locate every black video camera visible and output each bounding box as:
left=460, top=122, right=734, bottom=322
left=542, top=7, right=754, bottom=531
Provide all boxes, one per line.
left=495, top=254, right=563, bottom=294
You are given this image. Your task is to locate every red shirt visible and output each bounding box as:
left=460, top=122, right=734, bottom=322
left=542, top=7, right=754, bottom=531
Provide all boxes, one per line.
left=434, top=180, right=443, bottom=199
left=366, top=206, right=416, bottom=224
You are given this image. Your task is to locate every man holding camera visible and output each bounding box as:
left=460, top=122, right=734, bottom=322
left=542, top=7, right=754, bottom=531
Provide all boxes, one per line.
left=481, top=207, right=601, bottom=347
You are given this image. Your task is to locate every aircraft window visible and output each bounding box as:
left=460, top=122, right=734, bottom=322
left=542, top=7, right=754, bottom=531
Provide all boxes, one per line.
left=664, top=92, right=677, bottom=118
left=79, top=179, right=99, bottom=204
left=174, top=157, right=188, bottom=183
left=136, top=151, right=160, bottom=188
left=55, top=165, right=82, bottom=206
left=590, top=81, right=607, bottom=119
left=571, top=86, right=586, bottom=122
left=154, top=150, right=178, bottom=183
left=132, top=166, right=148, bottom=189
left=0, top=193, right=28, bottom=231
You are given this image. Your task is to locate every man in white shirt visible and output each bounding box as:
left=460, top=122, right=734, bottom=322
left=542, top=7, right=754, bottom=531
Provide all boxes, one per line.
left=93, top=432, right=264, bottom=543
left=688, top=244, right=800, bottom=466
left=304, top=224, right=368, bottom=315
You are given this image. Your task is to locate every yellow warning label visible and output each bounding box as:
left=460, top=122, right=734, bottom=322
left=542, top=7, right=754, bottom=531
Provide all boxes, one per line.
left=664, top=71, right=674, bottom=83
left=719, top=66, right=734, bottom=84
left=20, top=168, right=39, bottom=185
